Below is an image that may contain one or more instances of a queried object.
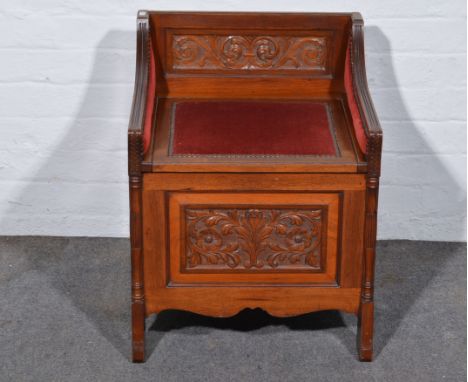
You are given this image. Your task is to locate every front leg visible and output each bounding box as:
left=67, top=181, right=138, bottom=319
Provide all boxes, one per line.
left=357, top=175, right=379, bottom=361
left=358, top=300, right=374, bottom=361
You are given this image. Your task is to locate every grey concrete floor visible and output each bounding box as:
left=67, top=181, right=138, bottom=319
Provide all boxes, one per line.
left=0, top=237, right=465, bottom=382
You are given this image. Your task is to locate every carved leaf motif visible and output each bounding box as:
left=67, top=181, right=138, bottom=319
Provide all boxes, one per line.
left=288, top=214, right=304, bottom=225
left=221, top=223, right=234, bottom=235
left=206, top=215, right=225, bottom=226
left=184, top=208, right=323, bottom=271
left=276, top=224, right=287, bottom=234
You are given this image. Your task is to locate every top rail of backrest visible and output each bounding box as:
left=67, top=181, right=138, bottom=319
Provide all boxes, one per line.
left=148, top=12, right=353, bottom=97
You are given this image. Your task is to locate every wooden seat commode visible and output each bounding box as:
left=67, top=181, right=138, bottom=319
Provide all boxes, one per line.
left=128, top=11, right=383, bottom=362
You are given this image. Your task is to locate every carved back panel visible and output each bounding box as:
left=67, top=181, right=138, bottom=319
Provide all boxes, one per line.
left=149, top=12, right=351, bottom=97
left=169, top=33, right=331, bottom=75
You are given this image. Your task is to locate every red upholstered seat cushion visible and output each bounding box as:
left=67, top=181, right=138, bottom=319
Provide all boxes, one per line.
left=170, top=101, right=337, bottom=156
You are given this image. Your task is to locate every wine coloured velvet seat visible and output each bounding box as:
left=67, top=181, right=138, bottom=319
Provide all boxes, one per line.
left=128, top=11, right=382, bottom=363
left=171, top=101, right=336, bottom=156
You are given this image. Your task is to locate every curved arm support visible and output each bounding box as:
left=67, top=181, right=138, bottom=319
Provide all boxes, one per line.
left=350, top=13, right=383, bottom=177
left=128, top=11, right=151, bottom=175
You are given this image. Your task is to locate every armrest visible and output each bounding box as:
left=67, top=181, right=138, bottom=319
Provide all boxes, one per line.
left=128, top=11, right=156, bottom=176
left=346, top=13, right=383, bottom=176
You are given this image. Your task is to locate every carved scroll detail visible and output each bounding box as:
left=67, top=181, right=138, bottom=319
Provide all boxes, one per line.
left=172, top=35, right=328, bottom=71
left=184, top=208, right=323, bottom=271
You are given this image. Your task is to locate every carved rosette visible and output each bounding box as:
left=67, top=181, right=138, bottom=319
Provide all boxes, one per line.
left=184, top=208, right=324, bottom=271
left=172, top=35, right=327, bottom=71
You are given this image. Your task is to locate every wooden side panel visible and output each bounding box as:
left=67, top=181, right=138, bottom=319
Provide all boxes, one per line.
left=340, top=190, right=365, bottom=287
left=142, top=189, right=168, bottom=293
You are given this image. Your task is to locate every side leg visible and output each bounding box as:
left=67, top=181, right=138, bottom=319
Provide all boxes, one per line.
left=130, top=174, right=145, bottom=362
left=132, top=299, right=145, bottom=362
left=358, top=176, right=379, bottom=361
left=129, top=131, right=145, bottom=363
left=358, top=297, right=374, bottom=361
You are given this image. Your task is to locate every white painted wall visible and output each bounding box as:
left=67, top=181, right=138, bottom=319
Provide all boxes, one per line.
left=0, top=1, right=466, bottom=240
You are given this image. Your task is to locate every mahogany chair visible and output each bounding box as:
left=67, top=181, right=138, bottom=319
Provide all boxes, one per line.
left=128, top=11, right=382, bottom=363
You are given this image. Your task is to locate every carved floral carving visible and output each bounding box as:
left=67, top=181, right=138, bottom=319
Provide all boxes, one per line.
left=172, top=35, right=328, bottom=71
left=184, top=208, right=323, bottom=271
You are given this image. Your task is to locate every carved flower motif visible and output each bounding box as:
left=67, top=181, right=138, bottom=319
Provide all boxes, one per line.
left=174, top=37, right=200, bottom=62
left=222, top=37, right=247, bottom=64
left=196, top=228, right=223, bottom=252
left=254, top=38, right=278, bottom=63
left=285, top=227, right=312, bottom=252
left=299, top=40, right=324, bottom=66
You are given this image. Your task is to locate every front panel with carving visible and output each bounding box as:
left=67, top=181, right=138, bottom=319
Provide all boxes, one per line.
left=184, top=207, right=325, bottom=271
left=168, top=192, right=340, bottom=285
left=167, top=32, right=332, bottom=74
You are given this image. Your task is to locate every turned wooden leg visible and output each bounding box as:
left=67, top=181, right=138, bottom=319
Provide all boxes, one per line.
left=357, top=175, right=379, bottom=362
left=130, top=172, right=145, bottom=362
left=130, top=178, right=146, bottom=363
left=129, top=131, right=145, bottom=362
left=130, top=186, right=146, bottom=363
left=132, top=299, right=145, bottom=362
left=358, top=300, right=374, bottom=361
